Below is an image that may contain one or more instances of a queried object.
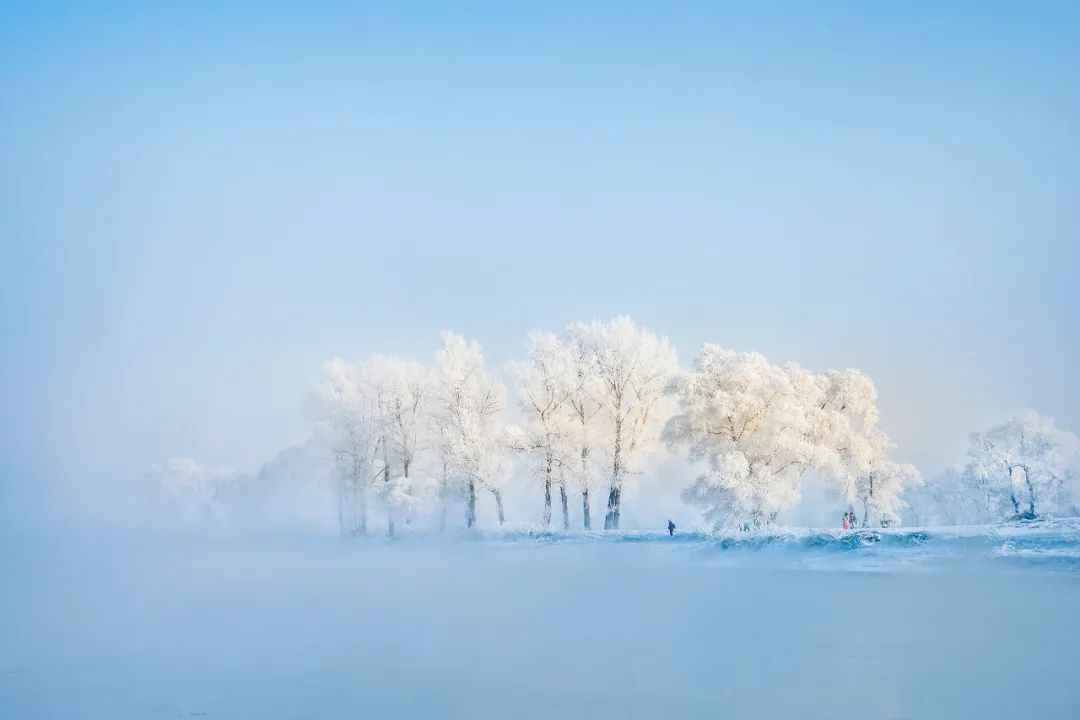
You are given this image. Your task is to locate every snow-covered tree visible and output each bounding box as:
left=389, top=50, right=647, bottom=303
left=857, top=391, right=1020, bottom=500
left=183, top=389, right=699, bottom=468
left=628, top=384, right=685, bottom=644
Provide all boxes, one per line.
left=434, top=332, right=510, bottom=528
left=666, top=348, right=823, bottom=529
left=962, top=411, right=1079, bottom=520
left=666, top=347, right=918, bottom=530
left=569, top=317, right=678, bottom=530
left=432, top=416, right=460, bottom=532
left=853, top=452, right=921, bottom=527
left=565, top=327, right=605, bottom=530
left=312, top=355, right=433, bottom=537
left=805, top=369, right=879, bottom=469
left=805, top=371, right=921, bottom=527
left=311, top=358, right=381, bottom=536
left=360, top=356, right=432, bottom=536
left=510, top=331, right=575, bottom=529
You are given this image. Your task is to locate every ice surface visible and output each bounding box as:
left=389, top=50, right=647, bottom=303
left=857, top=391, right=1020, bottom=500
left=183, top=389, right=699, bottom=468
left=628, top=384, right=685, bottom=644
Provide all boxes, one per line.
left=3, top=521, right=1079, bottom=719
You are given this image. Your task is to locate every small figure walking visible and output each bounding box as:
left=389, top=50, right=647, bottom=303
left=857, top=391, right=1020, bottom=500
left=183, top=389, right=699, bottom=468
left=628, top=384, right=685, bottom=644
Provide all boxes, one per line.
left=842, top=512, right=850, bottom=531
left=667, top=519, right=676, bottom=537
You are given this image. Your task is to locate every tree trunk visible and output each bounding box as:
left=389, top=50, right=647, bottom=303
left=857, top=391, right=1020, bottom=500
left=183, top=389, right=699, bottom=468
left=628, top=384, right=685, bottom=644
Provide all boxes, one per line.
left=1007, top=465, right=1021, bottom=516
left=1023, top=468, right=1036, bottom=516
left=559, top=477, right=569, bottom=531
left=543, top=457, right=553, bottom=528
left=493, top=488, right=505, bottom=525
left=604, top=428, right=623, bottom=530
left=465, top=479, right=477, bottom=528
left=604, top=484, right=621, bottom=530
left=382, top=436, right=394, bottom=538
left=580, top=445, right=591, bottom=530
left=863, top=474, right=873, bottom=527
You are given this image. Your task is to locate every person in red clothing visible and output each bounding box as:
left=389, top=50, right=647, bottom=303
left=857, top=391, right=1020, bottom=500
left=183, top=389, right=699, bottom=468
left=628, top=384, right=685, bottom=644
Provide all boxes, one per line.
left=842, top=512, right=850, bottom=531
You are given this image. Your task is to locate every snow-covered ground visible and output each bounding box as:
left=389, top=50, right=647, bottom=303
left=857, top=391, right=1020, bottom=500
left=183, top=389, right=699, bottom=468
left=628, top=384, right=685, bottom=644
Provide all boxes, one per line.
left=3, top=521, right=1079, bottom=719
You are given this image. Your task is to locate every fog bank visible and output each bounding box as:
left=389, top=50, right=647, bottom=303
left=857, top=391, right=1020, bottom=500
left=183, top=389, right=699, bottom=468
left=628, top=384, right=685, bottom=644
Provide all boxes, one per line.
left=3, top=531, right=1078, bottom=719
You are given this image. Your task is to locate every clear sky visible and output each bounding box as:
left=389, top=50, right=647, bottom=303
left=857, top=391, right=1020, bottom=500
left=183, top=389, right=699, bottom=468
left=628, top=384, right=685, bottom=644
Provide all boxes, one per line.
left=3, top=2, right=1078, bottom=525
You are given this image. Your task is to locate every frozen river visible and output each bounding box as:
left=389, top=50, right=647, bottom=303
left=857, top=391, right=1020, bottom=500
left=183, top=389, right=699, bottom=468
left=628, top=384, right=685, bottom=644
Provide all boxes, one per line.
left=3, top=523, right=1079, bottom=719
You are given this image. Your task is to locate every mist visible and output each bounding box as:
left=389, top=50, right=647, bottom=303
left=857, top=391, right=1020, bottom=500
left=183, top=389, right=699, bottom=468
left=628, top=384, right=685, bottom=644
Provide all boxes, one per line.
left=4, top=529, right=1079, bottom=719
left=4, top=3, right=1080, bottom=718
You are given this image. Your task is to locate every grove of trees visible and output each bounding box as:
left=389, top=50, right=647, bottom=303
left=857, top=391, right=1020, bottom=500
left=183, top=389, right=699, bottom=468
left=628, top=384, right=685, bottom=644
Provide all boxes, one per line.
left=146, top=317, right=1080, bottom=534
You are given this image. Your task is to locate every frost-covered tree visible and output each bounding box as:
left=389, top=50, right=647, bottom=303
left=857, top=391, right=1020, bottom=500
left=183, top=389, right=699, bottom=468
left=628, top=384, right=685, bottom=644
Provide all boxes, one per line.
left=827, top=375, right=921, bottom=527
left=312, top=356, right=432, bottom=537
left=565, top=327, right=605, bottom=530
left=666, top=347, right=918, bottom=530
left=311, top=358, right=381, bottom=536
left=361, top=356, right=432, bottom=536
left=807, top=371, right=922, bottom=527
left=962, top=411, right=1079, bottom=520
left=805, top=369, right=879, bottom=466
left=510, top=331, right=575, bottom=529
left=666, top=348, right=823, bottom=529
left=850, top=444, right=921, bottom=527
left=569, top=317, right=678, bottom=530
left=435, top=332, right=510, bottom=528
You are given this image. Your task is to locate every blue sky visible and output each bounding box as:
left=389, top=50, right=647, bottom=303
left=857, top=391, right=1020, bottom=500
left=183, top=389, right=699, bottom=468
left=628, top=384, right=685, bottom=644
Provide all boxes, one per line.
left=2, top=2, right=1078, bottom=523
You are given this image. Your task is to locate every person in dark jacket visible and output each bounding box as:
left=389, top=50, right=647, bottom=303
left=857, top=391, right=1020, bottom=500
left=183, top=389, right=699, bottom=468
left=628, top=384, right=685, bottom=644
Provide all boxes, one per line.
left=667, top=520, right=676, bottom=536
